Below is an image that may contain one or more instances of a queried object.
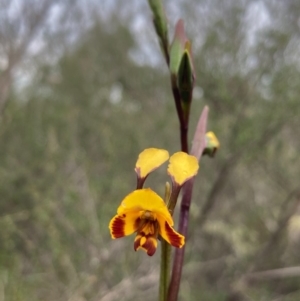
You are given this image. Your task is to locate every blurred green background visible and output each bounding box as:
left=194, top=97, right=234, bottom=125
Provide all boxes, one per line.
left=0, top=0, right=300, bottom=300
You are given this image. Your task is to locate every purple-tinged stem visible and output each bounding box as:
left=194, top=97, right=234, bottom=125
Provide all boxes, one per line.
left=167, top=106, right=209, bottom=301
left=136, top=176, right=147, bottom=189
left=167, top=178, right=194, bottom=301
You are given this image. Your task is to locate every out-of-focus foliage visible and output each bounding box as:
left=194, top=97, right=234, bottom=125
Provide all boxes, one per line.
left=0, top=0, right=300, bottom=300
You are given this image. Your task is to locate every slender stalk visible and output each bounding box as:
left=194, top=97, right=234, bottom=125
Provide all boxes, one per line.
left=159, top=182, right=172, bottom=301
left=162, top=42, right=170, bottom=66
left=165, top=80, right=188, bottom=301
left=136, top=175, right=147, bottom=189
left=167, top=107, right=208, bottom=301
left=160, top=240, right=171, bottom=301
left=167, top=179, right=194, bottom=301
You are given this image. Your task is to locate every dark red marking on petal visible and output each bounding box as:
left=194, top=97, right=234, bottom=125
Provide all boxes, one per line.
left=110, top=216, right=125, bottom=238
left=134, top=232, right=158, bottom=256
left=142, top=237, right=157, bottom=256
left=134, top=217, right=141, bottom=231
left=164, top=221, right=184, bottom=248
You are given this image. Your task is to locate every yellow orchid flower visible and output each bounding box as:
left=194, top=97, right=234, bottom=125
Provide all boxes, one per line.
left=109, top=189, right=185, bottom=256
left=109, top=148, right=199, bottom=255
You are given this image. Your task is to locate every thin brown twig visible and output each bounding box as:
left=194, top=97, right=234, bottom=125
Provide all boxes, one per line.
left=243, top=266, right=300, bottom=281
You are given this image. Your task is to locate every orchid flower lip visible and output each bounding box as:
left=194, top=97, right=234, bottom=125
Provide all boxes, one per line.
left=109, top=189, right=185, bottom=256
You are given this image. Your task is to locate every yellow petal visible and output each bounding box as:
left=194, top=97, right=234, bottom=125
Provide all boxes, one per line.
left=135, top=148, right=169, bottom=178
left=117, top=189, right=173, bottom=226
left=157, top=216, right=185, bottom=248
left=167, top=152, right=199, bottom=186
left=109, top=210, right=140, bottom=239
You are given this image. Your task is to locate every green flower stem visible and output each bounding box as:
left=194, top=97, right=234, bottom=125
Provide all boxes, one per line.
left=159, top=182, right=172, bottom=301
left=159, top=239, right=171, bottom=301
left=162, top=42, right=170, bottom=66
left=147, top=0, right=169, bottom=66
left=167, top=178, right=194, bottom=301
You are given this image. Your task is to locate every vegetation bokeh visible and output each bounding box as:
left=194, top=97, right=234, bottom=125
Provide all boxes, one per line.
left=0, top=0, right=300, bottom=300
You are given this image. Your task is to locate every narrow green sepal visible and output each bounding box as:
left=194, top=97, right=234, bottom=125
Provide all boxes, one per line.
left=177, top=48, right=195, bottom=121
left=169, top=19, right=187, bottom=76
left=169, top=20, right=195, bottom=123
left=178, top=49, right=194, bottom=94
